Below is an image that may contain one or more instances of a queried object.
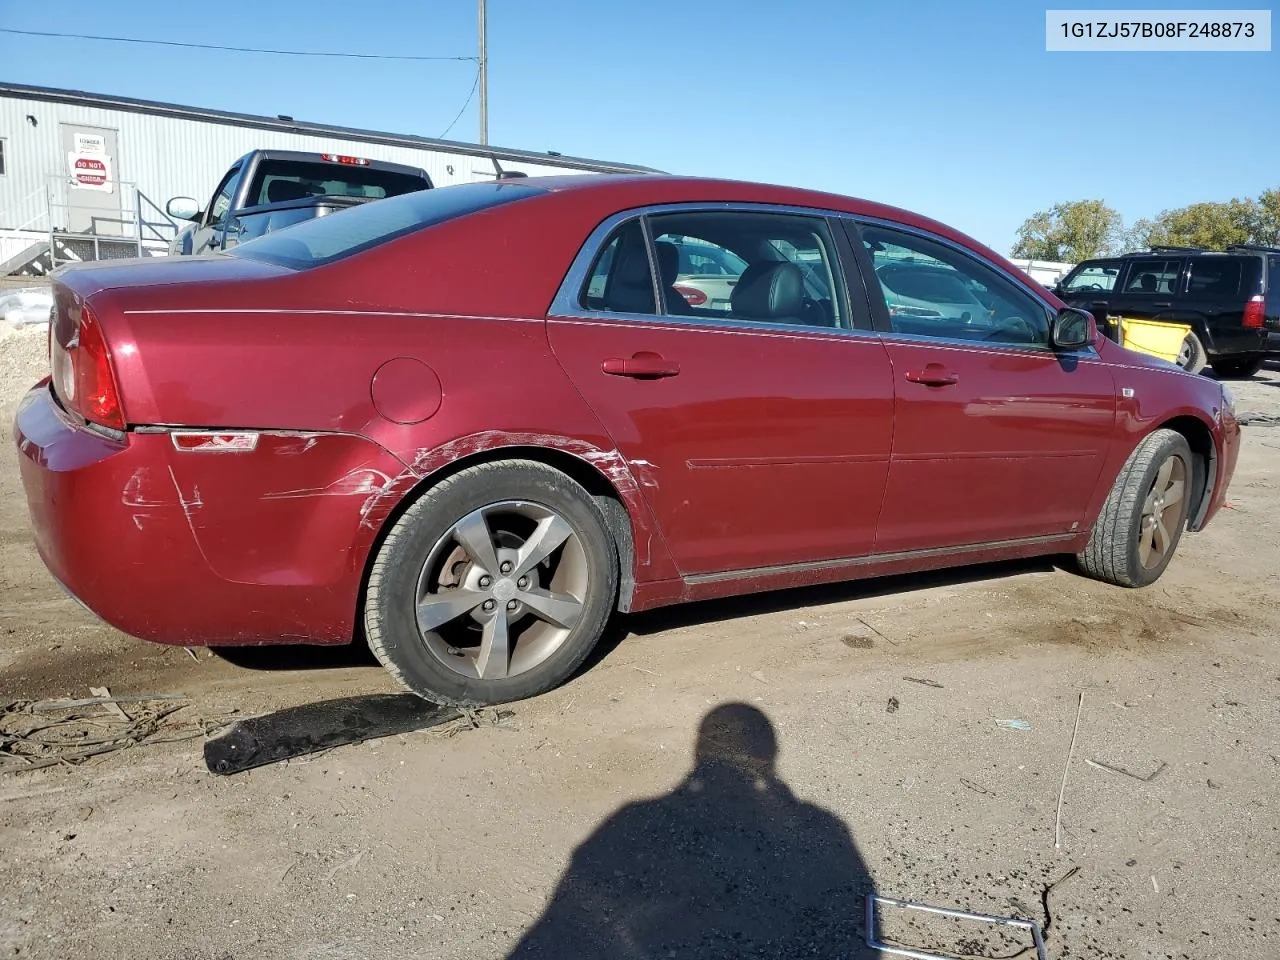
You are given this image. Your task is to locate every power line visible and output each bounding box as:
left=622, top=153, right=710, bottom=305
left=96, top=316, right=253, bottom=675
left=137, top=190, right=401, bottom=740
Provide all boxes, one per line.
left=0, top=27, right=476, bottom=62
left=439, top=65, right=481, bottom=139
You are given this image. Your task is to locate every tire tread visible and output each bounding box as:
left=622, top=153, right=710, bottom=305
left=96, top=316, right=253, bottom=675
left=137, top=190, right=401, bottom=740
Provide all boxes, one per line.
left=1077, top=428, right=1188, bottom=587
left=363, top=459, right=617, bottom=706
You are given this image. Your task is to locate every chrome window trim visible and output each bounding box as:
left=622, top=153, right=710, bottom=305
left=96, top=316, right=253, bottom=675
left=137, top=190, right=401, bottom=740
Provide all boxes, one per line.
left=548, top=201, right=872, bottom=341
left=840, top=213, right=1102, bottom=360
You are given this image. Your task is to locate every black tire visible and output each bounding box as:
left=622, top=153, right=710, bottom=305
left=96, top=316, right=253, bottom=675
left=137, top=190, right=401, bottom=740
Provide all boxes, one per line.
left=1210, top=355, right=1264, bottom=379
left=1076, top=429, right=1194, bottom=588
left=364, top=460, right=618, bottom=706
left=1177, top=333, right=1207, bottom=374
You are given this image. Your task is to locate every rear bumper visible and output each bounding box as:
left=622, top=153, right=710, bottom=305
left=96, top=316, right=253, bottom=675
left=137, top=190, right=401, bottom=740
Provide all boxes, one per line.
left=14, top=382, right=409, bottom=645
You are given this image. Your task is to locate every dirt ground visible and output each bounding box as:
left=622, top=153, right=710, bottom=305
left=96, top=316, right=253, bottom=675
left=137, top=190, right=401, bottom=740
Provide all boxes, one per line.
left=1, top=318, right=1278, bottom=960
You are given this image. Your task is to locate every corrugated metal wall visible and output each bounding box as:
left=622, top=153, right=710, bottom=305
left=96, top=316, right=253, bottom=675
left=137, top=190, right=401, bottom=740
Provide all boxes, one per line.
left=0, top=91, right=620, bottom=231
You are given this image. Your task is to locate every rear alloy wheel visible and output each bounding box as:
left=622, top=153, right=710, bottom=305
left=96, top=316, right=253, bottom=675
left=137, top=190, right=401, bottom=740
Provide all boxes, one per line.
left=364, top=461, right=618, bottom=706
left=1210, top=355, right=1264, bottom=379
left=1176, top=333, right=1207, bottom=374
left=1077, top=428, right=1194, bottom=588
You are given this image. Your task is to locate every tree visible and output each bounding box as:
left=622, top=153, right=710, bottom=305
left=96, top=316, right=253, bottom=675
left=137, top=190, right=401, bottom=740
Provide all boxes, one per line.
left=1011, top=200, right=1124, bottom=262
left=1254, top=188, right=1280, bottom=247
left=1129, top=198, right=1258, bottom=251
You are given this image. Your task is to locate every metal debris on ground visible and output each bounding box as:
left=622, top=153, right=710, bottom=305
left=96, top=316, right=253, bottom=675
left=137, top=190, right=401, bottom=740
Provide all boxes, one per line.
left=865, top=894, right=1048, bottom=960
left=959, top=777, right=995, bottom=796
left=1, top=690, right=221, bottom=774
left=1054, top=692, right=1085, bottom=851
left=868, top=867, right=1078, bottom=960
left=886, top=697, right=900, bottom=714
left=903, top=677, right=944, bottom=688
left=1085, top=758, right=1167, bottom=783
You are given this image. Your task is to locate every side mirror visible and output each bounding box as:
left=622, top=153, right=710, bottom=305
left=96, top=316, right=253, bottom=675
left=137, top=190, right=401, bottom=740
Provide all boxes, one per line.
left=1051, top=307, right=1096, bottom=350
left=166, top=196, right=201, bottom=221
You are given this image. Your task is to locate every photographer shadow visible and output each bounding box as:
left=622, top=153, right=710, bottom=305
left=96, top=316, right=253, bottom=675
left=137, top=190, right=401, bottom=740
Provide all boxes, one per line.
left=507, top=703, right=877, bottom=959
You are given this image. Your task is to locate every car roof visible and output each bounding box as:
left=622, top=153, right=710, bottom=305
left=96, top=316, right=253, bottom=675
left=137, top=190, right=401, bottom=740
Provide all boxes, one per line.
left=509, top=174, right=1007, bottom=264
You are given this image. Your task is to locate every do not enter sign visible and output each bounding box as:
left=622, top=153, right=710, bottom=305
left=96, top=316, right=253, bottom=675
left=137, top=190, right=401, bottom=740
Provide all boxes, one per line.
left=66, top=151, right=114, bottom=193
left=74, top=156, right=107, bottom=186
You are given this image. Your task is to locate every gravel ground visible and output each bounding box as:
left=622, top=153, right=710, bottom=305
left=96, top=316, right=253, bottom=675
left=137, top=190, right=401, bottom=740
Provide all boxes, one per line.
left=0, top=321, right=1278, bottom=960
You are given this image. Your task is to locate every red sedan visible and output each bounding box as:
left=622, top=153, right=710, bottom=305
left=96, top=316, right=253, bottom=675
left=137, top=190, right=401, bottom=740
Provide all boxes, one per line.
left=15, top=175, right=1240, bottom=705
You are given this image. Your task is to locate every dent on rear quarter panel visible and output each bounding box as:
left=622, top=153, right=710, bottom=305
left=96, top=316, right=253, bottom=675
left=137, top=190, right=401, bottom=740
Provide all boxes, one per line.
left=164, top=432, right=411, bottom=587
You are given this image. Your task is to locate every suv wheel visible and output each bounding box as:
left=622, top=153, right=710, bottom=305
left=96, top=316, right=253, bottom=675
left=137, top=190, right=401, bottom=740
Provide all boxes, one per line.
left=1210, top=356, right=1265, bottom=379
left=1077, top=428, right=1194, bottom=588
left=364, top=460, right=619, bottom=706
left=1176, top=333, right=1207, bottom=374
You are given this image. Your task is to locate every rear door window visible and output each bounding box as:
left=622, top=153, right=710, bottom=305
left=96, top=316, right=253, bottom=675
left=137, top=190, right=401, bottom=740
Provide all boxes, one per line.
left=1122, top=259, right=1182, bottom=296
left=1185, top=259, right=1244, bottom=297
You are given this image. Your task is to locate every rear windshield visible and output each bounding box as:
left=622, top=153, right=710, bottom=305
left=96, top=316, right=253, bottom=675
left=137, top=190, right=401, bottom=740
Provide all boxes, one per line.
left=244, top=159, right=428, bottom=206
left=228, top=181, right=546, bottom=269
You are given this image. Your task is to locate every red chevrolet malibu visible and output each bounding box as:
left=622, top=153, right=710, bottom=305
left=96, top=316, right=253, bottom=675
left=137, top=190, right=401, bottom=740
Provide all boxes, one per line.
left=15, top=175, right=1239, bottom=705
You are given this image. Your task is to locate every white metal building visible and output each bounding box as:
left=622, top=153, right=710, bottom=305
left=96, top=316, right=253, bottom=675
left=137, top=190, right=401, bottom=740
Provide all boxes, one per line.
left=0, top=82, right=661, bottom=275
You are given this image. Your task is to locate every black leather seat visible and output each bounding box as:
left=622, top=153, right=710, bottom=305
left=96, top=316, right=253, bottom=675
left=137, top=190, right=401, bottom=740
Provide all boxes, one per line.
left=603, top=231, right=656, bottom=315
left=730, top=261, right=807, bottom=325
left=653, top=240, right=695, bottom=315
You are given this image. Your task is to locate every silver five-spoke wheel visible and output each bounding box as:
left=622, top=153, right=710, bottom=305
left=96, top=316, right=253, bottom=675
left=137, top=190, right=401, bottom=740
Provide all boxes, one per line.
left=364, top=460, right=618, bottom=705
left=416, top=501, right=589, bottom=681
left=1137, top=454, right=1185, bottom=570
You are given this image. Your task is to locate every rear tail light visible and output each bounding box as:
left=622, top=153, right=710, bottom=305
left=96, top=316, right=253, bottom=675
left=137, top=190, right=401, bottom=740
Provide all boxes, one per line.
left=51, top=305, right=125, bottom=431
left=673, top=285, right=707, bottom=306
left=320, top=153, right=370, bottom=166
left=1244, top=295, right=1265, bottom=329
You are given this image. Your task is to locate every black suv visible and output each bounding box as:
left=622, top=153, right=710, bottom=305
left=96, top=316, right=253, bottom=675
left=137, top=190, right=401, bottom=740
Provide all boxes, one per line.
left=1052, top=244, right=1280, bottom=377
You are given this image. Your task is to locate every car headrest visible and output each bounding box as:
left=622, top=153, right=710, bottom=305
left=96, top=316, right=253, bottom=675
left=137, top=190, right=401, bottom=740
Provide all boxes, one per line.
left=266, top=179, right=313, bottom=204
left=731, top=261, right=804, bottom=320
left=653, top=241, right=680, bottom=286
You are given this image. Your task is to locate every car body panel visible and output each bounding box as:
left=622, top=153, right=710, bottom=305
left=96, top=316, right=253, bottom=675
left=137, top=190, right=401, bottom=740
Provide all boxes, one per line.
left=18, top=174, right=1239, bottom=647
left=546, top=314, right=895, bottom=576
left=872, top=338, right=1117, bottom=552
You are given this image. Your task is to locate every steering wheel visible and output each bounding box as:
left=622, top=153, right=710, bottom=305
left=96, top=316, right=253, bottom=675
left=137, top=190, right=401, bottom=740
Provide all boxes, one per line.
left=982, top=315, right=1037, bottom=342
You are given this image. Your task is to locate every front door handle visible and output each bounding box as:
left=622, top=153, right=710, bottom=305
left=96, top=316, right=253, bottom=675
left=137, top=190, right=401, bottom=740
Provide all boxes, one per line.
left=904, top=364, right=958, bottom=387
left=1090, top=300, right=1109, bottom=308
left=1153, top=301, right=1172, bottom=308
left=602, top=352, right=681, bottom=379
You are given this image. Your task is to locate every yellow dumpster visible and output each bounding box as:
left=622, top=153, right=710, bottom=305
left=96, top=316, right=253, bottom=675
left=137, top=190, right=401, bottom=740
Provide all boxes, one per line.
left=1115, top=317, right=1192, bottom=365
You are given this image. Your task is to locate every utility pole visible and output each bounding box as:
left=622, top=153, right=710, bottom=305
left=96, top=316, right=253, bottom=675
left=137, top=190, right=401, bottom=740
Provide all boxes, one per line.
left=478, top=0, right=488, bottom=145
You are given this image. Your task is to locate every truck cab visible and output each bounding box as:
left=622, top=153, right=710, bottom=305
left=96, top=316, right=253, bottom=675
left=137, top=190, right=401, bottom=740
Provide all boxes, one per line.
left=166, top=149, right=433, bottom=256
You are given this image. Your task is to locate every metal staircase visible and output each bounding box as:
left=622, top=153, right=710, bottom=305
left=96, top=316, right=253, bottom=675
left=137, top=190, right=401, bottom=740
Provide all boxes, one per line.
left=1, top=178, right=179, bottom=277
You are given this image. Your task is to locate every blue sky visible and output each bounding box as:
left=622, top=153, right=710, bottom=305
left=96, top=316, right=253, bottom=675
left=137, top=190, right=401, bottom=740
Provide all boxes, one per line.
left=2, top=1, right=1276, bottom=253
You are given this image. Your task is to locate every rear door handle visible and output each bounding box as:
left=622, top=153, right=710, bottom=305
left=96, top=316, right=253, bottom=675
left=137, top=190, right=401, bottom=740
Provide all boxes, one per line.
left=1153, top=301, right=1172, bottom=308
left=904, top=365, right=958, bottom=387
left=601, top=352, right=681, bottom=379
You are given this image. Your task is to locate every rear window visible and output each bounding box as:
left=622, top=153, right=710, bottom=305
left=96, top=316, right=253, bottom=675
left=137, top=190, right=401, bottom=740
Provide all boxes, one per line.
left=1123, top=259, right=1182, bottom=295
left=228, top=181, right=546, bottom=269
left=1186, top=258, right=1245, bottom=297
left=245, top=159, right=427, bottom=206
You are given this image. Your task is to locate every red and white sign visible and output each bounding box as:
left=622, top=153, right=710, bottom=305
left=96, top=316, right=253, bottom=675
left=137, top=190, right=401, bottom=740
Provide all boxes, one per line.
left=66, top=151, right=114, bottom=193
